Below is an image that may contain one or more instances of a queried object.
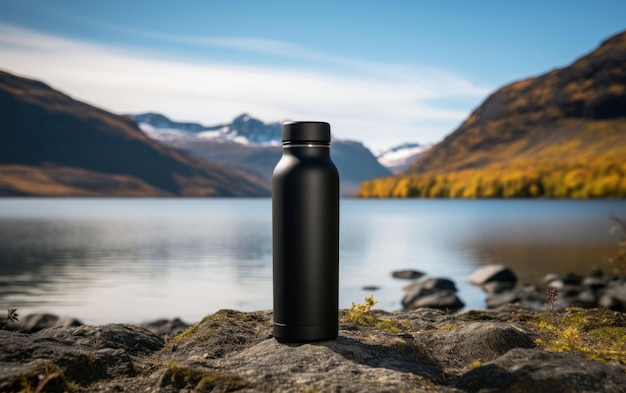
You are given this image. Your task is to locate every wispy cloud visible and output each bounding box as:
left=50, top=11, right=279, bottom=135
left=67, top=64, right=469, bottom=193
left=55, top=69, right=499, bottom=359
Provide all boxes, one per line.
left=0, top=23, right=491, bottom=147
left=99, top=23, right=489, bottom=90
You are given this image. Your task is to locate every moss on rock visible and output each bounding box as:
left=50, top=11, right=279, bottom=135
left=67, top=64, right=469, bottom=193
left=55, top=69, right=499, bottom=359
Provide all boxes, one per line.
left=533, top=307, right=626, bottom=365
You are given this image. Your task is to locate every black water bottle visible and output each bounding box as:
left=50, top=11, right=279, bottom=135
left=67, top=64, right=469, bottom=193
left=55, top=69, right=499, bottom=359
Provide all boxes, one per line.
left=272, top=121, right=339, bottom=343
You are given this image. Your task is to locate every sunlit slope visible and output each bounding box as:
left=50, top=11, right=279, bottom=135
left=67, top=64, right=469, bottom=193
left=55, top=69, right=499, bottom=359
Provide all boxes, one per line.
left=0, top=70, right=270, bottom=196
left=358, top=31, right=626, bottom=198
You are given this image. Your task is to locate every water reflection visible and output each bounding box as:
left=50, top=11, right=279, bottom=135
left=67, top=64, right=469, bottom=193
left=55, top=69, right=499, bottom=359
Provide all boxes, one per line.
left=0, top=198, right=624, bottom=324
left=464, top=243, right=617, bottom=283
left=0, top=199, right=275, bottom=323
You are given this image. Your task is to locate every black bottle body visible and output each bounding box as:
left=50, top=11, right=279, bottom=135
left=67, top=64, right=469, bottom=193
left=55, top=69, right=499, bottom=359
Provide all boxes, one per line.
left=272, top=122, right=339, bottom=343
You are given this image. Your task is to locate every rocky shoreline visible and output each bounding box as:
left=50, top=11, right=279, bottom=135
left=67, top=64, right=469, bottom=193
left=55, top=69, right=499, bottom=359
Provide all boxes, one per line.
left=395, top=264, right=626, bottom=313
left=3, top=264, right=626, bottom=392
left=2, top=305, right=626, bottom=392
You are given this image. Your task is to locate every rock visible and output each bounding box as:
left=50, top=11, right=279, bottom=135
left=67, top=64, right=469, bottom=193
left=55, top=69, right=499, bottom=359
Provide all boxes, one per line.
left=518, top=283, right=542, bottom=300
left=405, top=290, right=465, bottom=311
left=0, top=323, right=164, bottom=391
left=211, top=335, right=445, bottom=392
left=468, top=264, right=517, bottom=286
left=546, top=278, right=566, bottom=289
left=391, top=269, right=425, bottom=280
left=422, top=322, right=535, bottom=372
left=577, top=288, right=598, bottom=308
left=17, top=313, right=83, bottom=333
left=583, top=276, right=609, bottom=291
left=561, top=272, right=584, bottom=285
left=473, top=265, right=626, bottom=313
left=548, top=274, right=585, bottom=290
left=543, top=272, right=561, bottom=284
left=34, top=324, right=164, bottom=355
left=455, top=348, right=626, bottom=393
left=1, top=306, right=624, bottom=392
left=478, top=266, right=626, bottom=314
left=403, top=277, right=457, bottom=295
left=486, top=290, right=521, bottom=309
left=599, top=282, right=626, bottom=311
left=589, top=265, right=604, bottom=278
left=167, top=309, right=273, bottom=360
left=141, top=317, right=191, bottom=338
left=484, top=283, right=544, bottom=309
left=481, top=281, right=516, bottom=295
left=402, top=278, right=463, bottom=311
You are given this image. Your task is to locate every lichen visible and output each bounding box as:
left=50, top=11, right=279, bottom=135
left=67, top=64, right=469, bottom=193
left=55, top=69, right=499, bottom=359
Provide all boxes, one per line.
left=440, top=322, right=460, bottom=331
left=458, top=310, right=494, bottom=321
left=158, top=361, right=250, bottom=392
left=375, top=318, right=413, bottom=333
left=203, top=309, right=268, bottom=324
left=468, top=361, right=483, bottom=371
left=196, top=373, right=250, bottom=392
left=408, top=375, right=441, bottom=391
left=171, top=322, right=200, bottom=344
left=532, top=307, right=626, bottom=365
left=162, top=362, right=207, bottom=389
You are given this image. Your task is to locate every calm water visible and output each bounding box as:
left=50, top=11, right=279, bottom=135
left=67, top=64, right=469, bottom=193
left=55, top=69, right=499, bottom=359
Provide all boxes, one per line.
left=0, top=198, right=624, bottom=324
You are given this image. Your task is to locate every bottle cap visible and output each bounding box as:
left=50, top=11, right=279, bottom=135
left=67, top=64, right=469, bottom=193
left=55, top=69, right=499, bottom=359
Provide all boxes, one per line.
left=282, top=121, right=330, bottom=144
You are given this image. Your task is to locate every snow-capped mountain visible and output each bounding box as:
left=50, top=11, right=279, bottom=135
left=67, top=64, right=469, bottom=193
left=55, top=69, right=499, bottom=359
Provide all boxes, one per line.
left=222, top=114, right=282, bottom=144
left=131, top=113, right=281, bottom=145
left=130, top=112, right=392, bottom=196
left=131, top=113, right=213, bottom=133
left=375, top=142, right=432, bottom=174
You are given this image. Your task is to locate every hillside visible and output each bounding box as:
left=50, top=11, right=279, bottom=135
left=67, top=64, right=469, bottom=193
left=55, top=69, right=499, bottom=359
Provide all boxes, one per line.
left=135, top=113, right=391, bottom=196
left=358, top=30, right=626, bottom=198
left=0, top=70, right=270, bottom=197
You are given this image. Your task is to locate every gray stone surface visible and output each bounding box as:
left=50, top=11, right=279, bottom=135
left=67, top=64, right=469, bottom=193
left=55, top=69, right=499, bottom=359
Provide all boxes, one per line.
left=455, top=348, right=626, bottom=393
left=391, top=269, right=425, bottom=280
left=34, top=323, right=164, bottom=355
left=17, top=313, right=83, bottom=333
left=468, top=264, right=517, bottom=286
left=140, top=317, right=191, bottom=338
left=471, top=266, right=626, bottom=312
left=402, top=278, right=463, bottom=311
left=599, top=282, right=626, bottom=310
left=1, top=307, right=625, bottom=392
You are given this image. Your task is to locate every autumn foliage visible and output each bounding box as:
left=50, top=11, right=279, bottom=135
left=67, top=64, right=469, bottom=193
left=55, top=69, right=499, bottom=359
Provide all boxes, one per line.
left=357, top=157, right=626, bottom=198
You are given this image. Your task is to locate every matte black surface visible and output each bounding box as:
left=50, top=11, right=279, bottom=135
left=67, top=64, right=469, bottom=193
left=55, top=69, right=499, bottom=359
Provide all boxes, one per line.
left=273, top=121, right=339, bottom=343
left=282, top=121, right=331, bottom=144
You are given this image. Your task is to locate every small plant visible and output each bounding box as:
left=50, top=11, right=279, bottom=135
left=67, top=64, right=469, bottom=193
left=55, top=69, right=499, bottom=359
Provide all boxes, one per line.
left=342, top=295, right=412, bottom=333
left=608, top=213, right=626, bottom=277
left=1, top=308, right=19, bottom=329
left=546, top=287, right=559, bottom=322
left=342, top=295, right=379, bottom=326
left=469, top=360, right=482, bottom=369
left=16, top=362, right=73, bottom=393
left=34, top=366, right=61, bottom=393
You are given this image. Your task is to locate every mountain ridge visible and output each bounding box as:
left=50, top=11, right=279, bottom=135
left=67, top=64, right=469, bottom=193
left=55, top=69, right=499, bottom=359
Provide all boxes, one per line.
left=0, top=70, right=270, bottom=197
left=358, top=30, right=626, bottom=198
left=409, top=29, right=626, bottom=175
left=134, top=113, right=393, bottom=196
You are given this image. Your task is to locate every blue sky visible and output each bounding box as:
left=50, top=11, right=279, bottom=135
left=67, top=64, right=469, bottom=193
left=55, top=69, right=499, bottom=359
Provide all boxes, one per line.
left=2, top=0, right=625, bottom=149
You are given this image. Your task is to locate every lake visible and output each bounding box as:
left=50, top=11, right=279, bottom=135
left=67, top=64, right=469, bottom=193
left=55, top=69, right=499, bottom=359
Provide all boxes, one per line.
left=0, top=198, right=624, bottom=325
